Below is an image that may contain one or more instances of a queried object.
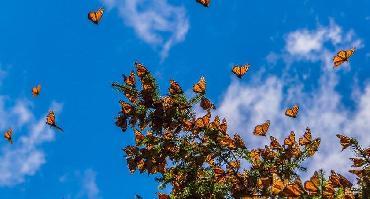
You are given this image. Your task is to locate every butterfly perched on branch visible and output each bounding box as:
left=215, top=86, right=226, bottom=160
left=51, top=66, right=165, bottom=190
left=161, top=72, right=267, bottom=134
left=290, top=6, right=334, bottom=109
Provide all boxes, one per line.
left=88, top=8, right=104, bottom=24
left=193, top=76, right=206, bottom=94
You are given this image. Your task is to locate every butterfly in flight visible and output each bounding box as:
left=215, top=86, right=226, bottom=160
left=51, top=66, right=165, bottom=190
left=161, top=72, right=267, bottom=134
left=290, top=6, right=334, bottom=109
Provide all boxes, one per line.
left=4, top=128, right=13, bottom=144
left=32, top=84, right=41, bottom=96
left=232, top=64, right=250, bottom=78
left=285, top=104, right=299, bottom=118
left=253, top=120, right=270, bottom=136
left=333, top=48, right=355, bottom=68
left=46, top=111, right=63, bottom=132
left=196, top=0, right=210, bottom=7
left=88, top=8, right=104, bottom=24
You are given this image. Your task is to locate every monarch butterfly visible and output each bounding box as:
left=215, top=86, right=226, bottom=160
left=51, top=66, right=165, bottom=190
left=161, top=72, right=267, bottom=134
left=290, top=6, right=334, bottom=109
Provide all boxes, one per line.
left=304, top=171, right=320, bottom=195
left=290, top=144, right=302, bottom=158
left=232, top=64, right=250, bottom=78
left=271, top=173, right=285, bottom=195
left=270, top=136, right=282, bottom=149
left=299, top=127, right=312, bottom=146
left=253, top=120, right=270, bottom=136
left=329, top=170, right=352, bottom=188
left=196, top=0, right=210, bottom=7
left=349, top=169, right=363, bottom=178
left=88, top=8, right=104, bottom=24
left=183, top=119, right=194, bottom=131
left=193, top=76, right=206, bottom=94
left=32, top=85, right=41, bottom=96
left=119, top=100, right=134, bottom=115
left=209, top=115, right=220, bottom=130
left=336, top=134, right=352, bottom=151
left=135, top=62, right=148, bottom=78
left=233, top=134, right=246, bottom=148
left=350, top=158, right=366, bottom=167
left=249, top=149, right=261, bottom=167
left=333, top=48, right=355, bottom=68
left=200, top=97, right=215, bottom=110
left=116, top=115, right=128, bottom=132
left=123, top=71, right=136, bottom=87
left=219, top=118, right=227, bottom=134
left=169, top=80, right=183, bottom=95
left=322, top=182, right=335, bottom=198
left=284, top=131, right=296, bottom=146
left=307, top=138, right=320, bottom=157
left=4, top=128, right=13, bottom=144
left=282, top=180, right=304, bottom=197
left=285, top=104, right=299, bottom=118
left=213, top=167, right=225, bottom=179
left=46, top=111, right=63, bottom=132
left=195, top=111, right=211, bottom=129
left=134, top=129, right=145, bottom=146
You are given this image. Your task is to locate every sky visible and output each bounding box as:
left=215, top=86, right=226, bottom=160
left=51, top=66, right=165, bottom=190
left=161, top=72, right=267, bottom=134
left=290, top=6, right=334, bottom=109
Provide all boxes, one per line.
left=0, top=0, right=370, bottom=198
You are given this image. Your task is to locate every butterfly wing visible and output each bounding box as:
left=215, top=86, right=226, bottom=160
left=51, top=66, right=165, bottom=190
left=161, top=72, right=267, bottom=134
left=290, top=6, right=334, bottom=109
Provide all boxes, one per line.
left=196, top=0, right=210, bottom=7
left=193, top=76, right=206, bottom=94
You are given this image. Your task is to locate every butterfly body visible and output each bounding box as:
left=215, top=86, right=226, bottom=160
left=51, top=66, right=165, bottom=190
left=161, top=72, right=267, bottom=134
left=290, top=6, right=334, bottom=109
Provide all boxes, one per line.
left=333, top=48, right=355, bottom=68
left=46, top=111, right=63, bottom=132
left=4, top=128, right=13, bottom=144
left=88, top=8, right=104, bottom=24
left=196, top=0, right=210, bottom=7
left=285, top=104, right=299, bottom=118
left=32, top=84, right=41, bottom=96
left=193, top=76, right=206, bottom=94
left=253, top=120, right=270, bottom=136
left=232, top=64, right=250, bottom=78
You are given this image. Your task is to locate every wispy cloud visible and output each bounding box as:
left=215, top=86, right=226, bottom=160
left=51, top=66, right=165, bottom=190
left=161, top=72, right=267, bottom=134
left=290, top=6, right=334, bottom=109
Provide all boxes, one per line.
left=101, top=0, right=189, bottom=60
left=60, top=169, right=101, bottom=199
left=217, top=21, right=367, bottom=180
left=0, top=100, right=63, bottom=186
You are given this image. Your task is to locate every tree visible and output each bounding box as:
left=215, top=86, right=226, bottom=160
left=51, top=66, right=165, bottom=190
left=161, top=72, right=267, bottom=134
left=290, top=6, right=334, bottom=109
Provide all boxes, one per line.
left=112, top=62, right=369, bottom=199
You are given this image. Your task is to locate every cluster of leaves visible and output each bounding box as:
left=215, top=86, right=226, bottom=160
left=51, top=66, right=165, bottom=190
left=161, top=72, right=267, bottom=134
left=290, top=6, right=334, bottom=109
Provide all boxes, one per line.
left=112, top=62, right=368, bottom=199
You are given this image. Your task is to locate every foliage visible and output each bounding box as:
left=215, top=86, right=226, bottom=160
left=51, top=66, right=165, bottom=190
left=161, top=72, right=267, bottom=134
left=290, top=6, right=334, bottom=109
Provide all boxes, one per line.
left=112, top=62, right=369, bottom=199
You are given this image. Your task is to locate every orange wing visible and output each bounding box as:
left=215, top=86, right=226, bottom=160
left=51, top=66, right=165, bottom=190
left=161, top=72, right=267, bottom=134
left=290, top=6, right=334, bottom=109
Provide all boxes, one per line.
left=135, top=62, right=148, bottom=78
left=333, top=48, right=355, bottom=68
left=196, top=0, right=211, bottom=7
left=232, top=64, right=250, bottom=78
left=193, top=76, right=206, bottom=94
left=270, top=136, right=282, bottom=149
left=271, top=173, right=285, bottom=195
left=304, top=171, right=320, bottom=195
left=253, top=120, right=270, bottom=136
left=284, top=131, right=296, bottom=146
left=336, top=134, right=352, bottom=151
left=195, top=112, right=211, bottom=129
left=169, top=80, right=183, bottom=95
left=4, top=128, right=13, bottom=144
left=307, top=138, right=321, bottom=157
left=32, top=84, right=41, bottom=96
left=285, top=104, right=299, bottom=118
left=88, top=8, right=104, bottom=24
left=123, top=71, right=136, bottom=86
left=282, top=180, right=304, bottom=197
left=46, top=111, right=63, bottom=132
left=299, top=127, right=312, bottom=146
left=200, top=97, right=215, bottom=110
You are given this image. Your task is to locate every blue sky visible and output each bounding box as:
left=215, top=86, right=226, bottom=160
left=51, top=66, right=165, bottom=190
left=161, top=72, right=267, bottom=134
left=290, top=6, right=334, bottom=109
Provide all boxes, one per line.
left=0, top=0, right=369, bottom=198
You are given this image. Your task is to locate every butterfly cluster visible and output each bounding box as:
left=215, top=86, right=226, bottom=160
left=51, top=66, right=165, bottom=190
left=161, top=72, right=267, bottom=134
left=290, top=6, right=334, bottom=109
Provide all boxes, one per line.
left=113, top=63, right=369, bottom=198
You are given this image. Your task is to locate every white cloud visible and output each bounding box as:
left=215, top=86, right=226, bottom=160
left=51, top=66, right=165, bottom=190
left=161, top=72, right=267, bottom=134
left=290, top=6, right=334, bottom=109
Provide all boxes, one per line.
left=82, top=169, right=100, bottom=199
left=217, top=21, right=367, bottom=180
left=102, top=0, right=189, bottom=60
left=0, top=100, right=63, bottom=186
left=284, top=20, right=362, bottom=66
left=60, top=169, right=101, bottom=199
